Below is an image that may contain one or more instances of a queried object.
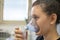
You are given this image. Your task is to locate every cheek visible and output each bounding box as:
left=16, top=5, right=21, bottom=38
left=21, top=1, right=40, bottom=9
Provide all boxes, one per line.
left=37, top=17, right=48, bottom=29
left=36, top=17, right=50, bottom=35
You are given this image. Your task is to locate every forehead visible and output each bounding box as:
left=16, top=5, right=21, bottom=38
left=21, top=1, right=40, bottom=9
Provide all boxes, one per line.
left=31, top=5, right=46, bottom=16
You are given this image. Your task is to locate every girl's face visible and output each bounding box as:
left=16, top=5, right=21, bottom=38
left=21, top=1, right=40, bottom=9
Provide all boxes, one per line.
left=31, top=5, right=52, bottom=36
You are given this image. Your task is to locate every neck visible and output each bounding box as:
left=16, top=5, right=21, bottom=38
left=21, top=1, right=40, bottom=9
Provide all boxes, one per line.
left=43, top=25, right=59, bottom=40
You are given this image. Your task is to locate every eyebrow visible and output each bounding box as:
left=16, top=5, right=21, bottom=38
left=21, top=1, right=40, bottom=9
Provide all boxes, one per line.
left=32, top=14, right=38, bottom=18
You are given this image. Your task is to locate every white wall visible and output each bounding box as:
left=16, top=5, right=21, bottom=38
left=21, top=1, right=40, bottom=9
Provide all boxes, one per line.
left=32, top=0, right=36, bottom=4
left=57, top=24, right=60, bottom=35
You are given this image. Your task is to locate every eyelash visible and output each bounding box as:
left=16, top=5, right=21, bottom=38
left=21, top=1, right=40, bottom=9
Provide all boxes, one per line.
left=33, top=16, right=39, bottom=20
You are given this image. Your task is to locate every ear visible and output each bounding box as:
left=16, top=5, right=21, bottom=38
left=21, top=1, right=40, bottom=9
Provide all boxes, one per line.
left=50, top=13, right=57, bottom=24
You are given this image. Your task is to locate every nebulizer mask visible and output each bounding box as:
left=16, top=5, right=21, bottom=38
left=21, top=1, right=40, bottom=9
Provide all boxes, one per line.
left=25, top=19, right=39, bottom=40
left=26, top=19, right=39, bottom=33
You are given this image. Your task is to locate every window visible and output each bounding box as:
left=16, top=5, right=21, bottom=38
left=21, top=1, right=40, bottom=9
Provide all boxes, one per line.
left=3, top=0, right=28, bottom=21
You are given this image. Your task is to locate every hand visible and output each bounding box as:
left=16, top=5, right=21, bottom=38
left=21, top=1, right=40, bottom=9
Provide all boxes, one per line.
left=14, top=28, right=24, bottom=40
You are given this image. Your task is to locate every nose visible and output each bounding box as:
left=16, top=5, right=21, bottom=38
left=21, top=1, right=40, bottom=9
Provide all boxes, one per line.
left=30, top=19, right=36, bottom=26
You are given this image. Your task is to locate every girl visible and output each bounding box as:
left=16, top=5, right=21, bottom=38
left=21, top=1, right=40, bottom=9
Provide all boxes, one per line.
left=15, top=0, right=60, bottom=40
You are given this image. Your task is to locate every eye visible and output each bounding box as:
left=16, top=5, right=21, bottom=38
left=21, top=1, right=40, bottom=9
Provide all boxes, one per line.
left=33, top=16, right=39, bottom=20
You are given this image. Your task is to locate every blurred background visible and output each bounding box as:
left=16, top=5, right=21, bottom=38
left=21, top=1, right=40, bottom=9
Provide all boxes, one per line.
left=0, top=0, right=60, bottom=40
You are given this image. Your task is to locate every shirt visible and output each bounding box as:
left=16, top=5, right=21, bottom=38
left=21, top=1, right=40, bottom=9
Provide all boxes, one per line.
left=36, top=36, right=60, bottom=40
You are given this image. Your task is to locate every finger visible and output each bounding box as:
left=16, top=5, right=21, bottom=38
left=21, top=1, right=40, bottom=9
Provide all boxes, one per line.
left=15, top=38, right=24, bottom=40
left=14, top=30, right=23, bottom=34
left=15, top=28, right=19, bottom=30
left=15, top=34, right=24, bottom=39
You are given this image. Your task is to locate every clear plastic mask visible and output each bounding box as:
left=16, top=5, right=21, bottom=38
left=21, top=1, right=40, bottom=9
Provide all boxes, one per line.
left=26, top=19, right=39, bottom=32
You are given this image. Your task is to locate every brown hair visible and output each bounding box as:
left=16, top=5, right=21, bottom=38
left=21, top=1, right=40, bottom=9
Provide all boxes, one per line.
left=32, top=0, right=60, bottom=24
